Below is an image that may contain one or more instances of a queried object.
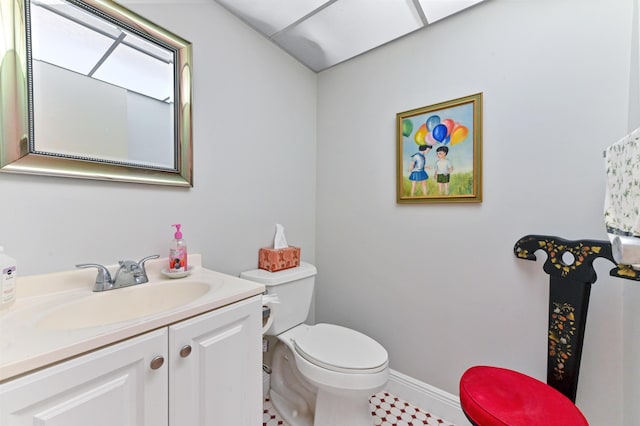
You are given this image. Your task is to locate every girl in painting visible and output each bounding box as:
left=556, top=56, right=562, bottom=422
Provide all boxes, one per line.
left=408, top=144, right=432, bottom=196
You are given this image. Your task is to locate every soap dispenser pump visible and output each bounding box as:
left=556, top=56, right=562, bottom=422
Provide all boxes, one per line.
left=170, top=224, right=188, bottom=272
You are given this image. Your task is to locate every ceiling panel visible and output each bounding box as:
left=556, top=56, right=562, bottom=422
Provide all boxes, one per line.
left=272, top=0, right=423, bottom=72
left=417, top=0, right=485, bottom=24
left=215, top=0, right=488, bottom=72
left=215, top=0, right=332, bottom=36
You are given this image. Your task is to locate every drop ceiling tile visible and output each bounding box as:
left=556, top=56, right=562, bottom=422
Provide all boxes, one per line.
left=272, top=0, right=423, bottom=71
left=216, top=0, right=332, bottom=36
left=417, top=0, right=484, bottom=24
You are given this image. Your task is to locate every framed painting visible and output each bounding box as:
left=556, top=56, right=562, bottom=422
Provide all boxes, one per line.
left=396, top=93, right=482, bottom=204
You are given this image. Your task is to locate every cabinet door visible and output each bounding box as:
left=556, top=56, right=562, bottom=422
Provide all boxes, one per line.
left=0, top=328, right=168, bottom=426
left=169, top=296, right=262, bottom=426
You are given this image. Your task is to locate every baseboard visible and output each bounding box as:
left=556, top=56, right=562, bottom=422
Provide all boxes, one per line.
left=386, top=369, right=471, bottom=425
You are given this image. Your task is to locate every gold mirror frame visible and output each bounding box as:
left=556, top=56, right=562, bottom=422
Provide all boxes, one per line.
left=0, top=0, right=193, bottom=186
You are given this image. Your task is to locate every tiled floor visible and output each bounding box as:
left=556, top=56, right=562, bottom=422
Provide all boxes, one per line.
left=263, top=391, right=456, bottom=426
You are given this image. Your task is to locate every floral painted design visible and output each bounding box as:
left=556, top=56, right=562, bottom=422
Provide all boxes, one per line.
left=537, top=239, right=602, bottom=277
left=549, top=302, right=577, bottom=380
left=614, top=264, right=640, bottom=279
left=515, top=246, right=531, bottom=260
left=515, top=235, right=640, bottom=282
left=604, top=128, right=640, bottom=236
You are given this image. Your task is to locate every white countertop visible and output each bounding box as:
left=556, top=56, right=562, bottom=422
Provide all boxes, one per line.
left=0, top=255, right=265, bottom=383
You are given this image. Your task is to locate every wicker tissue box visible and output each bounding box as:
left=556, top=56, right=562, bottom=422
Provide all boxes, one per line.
left=258, top=246, right=301, bottom=272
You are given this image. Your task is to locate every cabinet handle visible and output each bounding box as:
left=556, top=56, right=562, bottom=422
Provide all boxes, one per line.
left=150, top=356, right=165, bottom=370
left=179, top=345, right=192, bottom=358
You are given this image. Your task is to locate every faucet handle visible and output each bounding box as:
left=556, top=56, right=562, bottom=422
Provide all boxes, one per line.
left=138, top=254, right=160, bottom=271
left=76, top=263, right=113, bottom=290
left=128, top=255, right=160, bottom=285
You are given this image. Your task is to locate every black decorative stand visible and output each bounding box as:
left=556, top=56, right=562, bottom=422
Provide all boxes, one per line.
left=513, top=235, right=640, bottom=402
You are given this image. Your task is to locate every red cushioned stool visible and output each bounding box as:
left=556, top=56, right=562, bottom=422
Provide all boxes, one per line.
left=459, top=366, right=588, bottom=426
left=458, top=235, right=640, bottom=426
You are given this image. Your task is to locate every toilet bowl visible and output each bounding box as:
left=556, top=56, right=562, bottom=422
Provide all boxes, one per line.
left=271, top=324, right=388, bottom=426
left=240, top=263, right=389, bottom=426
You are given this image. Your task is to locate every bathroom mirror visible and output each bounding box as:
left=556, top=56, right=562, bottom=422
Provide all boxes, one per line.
left=0, top=0, right=193, bottom=186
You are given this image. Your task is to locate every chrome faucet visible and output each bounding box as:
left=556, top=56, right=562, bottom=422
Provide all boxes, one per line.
left=76, top=255, right=160, bottom=292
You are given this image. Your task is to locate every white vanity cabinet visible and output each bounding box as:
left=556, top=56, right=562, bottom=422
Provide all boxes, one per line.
left=0, top=295, right=262, bottom=426
left=0, top=328, right=169, bottom=426
left=169, top=294, right=262, bottom=425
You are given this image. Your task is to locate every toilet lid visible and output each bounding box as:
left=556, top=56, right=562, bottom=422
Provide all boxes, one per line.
left=293, top=324, right=388, bottom=373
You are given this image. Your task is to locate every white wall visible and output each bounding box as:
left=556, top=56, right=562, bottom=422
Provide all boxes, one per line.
left=0, top=0, right=317, bottom=278
left=624, top=1, right=640, bottom=424
left=316, top=0, right=633, bottom=424
left=624, top=287, right=640, bottom=425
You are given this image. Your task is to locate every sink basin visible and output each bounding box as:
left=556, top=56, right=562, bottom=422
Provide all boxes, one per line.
left=37, top=280, right=211, bottom=330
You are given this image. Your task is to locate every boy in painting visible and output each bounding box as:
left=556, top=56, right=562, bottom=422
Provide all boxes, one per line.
left=434, top=146, right=454, bottom=195
left=408, top=144, right=432, bottom=196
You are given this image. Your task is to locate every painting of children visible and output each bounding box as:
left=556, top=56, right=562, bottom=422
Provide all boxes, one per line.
left=396, top=93, right=482, bottom=203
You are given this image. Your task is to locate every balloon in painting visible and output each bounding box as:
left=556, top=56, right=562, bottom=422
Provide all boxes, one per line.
left=432, top=123, right=448, bottom=142
left=442, top=119, right=454, bottom=137
left=402, top=120, right=413, bottom=137
left=414, top=123, right=427, bottom=145
left=425, top=131, right=437, bottom=146
left=450, top=125, right=469, bottom=145
left=426, top=115, right=441, bottom=132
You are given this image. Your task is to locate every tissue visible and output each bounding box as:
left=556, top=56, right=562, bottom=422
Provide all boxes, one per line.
left=258, top=224, right=301, bottom=272
left=274, top=224, right=288, bottom=249
left=612, top=235, right=640, bottom=266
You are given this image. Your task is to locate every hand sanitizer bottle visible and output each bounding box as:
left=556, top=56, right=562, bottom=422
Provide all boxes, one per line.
left=0, top=246, right=17, bottom=309
left=169, top=224, right=188, bottom=273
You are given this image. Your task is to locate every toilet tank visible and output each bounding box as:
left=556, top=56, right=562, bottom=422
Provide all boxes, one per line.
left=240, top=262, right=317, bottom=335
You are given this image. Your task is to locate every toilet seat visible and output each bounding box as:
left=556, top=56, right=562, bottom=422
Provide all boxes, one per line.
left=292, top=323, right=388, bottom=374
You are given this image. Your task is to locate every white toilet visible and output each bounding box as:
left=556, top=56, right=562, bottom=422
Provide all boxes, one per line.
left=241, top=262, right=389, bottom=426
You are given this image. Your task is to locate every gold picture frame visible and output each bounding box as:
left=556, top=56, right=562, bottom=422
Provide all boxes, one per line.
left=396, top=93, right=482, bottom=204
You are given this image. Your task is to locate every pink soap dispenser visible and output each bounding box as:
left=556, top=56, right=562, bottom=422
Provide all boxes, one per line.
left=170, top=224, right=188, bottom=272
